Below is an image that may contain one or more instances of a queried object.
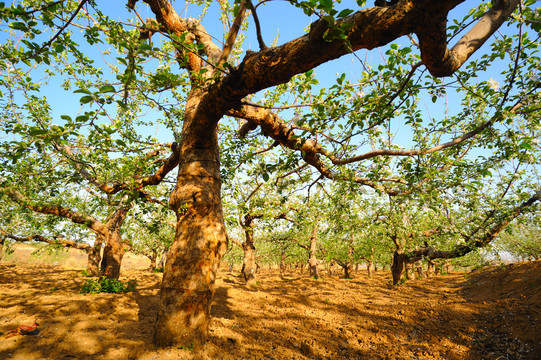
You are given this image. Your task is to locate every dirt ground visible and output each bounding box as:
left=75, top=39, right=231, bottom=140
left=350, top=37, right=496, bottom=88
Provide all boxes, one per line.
left=0, top=245, right=539, bottom=360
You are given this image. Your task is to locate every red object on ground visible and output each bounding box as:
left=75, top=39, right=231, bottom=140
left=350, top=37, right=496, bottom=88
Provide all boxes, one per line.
left=4, top=322, right=39, bottom=338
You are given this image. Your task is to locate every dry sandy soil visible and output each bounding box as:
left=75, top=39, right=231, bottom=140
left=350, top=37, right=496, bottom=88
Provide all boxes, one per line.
left=0, top=245, right=539, bottom=360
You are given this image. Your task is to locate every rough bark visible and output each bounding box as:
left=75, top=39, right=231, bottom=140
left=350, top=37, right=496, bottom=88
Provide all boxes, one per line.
left=239, top=214, right=261, bottom=283
left=153, top=90, right=227, bottom=347
left=427, top=259, right=435, bottom=277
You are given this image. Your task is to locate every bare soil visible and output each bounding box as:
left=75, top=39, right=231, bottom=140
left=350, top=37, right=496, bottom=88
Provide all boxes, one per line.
left=0, top=245, right=539, bottom=360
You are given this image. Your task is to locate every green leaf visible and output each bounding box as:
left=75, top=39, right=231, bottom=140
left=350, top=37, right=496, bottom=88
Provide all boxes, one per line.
left=337, top=9, right=354, bottom=18
left=8, top=22, right=27, bottom=31
left=98, top=84, right=115, bottom=93
left=319, top=0, right=333, bottom=12
left=28, top=127, right=47, bottom=136
left=262, top=173, right=270, bottom=182
left=519, top=142, right=532, bottom=150
left=79, top=95, right=94, bottom=104
left=116, top=100, right=127, bottom=110
left=74, top=88, right=92, bottom=94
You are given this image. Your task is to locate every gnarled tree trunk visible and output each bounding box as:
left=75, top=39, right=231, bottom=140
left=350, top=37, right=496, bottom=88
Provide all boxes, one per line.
left=240, top=214, right=259, bottom=284
left=154, top=95, right=227, bottom=347
left=391, top=250, right=407, bottom=285
left=100, top=229, right=125, bottom=279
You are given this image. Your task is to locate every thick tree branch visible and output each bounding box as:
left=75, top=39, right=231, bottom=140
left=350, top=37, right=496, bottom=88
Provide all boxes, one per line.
left=2, top=188, right=106, bottom=235
left=0, top=228, right=91, bottom=252
left=53, top=142, right=180, bottom=194
left=406, top=188, right=541, bottom=262
left=417, top=0, right=520, bottom=76
left=217, top=0, right=247, bottom=68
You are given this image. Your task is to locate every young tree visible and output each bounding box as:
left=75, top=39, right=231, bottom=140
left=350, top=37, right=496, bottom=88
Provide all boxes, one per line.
left=1, top=0, right=538, bottom=347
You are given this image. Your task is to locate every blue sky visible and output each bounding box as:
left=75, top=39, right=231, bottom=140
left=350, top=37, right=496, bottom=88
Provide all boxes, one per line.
left=1, top=0, right=536, bottom=152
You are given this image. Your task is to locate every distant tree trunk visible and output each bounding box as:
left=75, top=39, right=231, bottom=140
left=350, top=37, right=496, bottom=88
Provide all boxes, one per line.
left=365, top=247, right=375, bottom=278
left=240, top=214, right=260, bottom=284
left=148, top=249, right=158, bottom=271
left=426, top=259, right=435, bottom=277
left=443, top=261, right=452, bottom=273
left=391, top=250, right=407, bottom=285
left=86, top=235, right=103, bottom=276
left=415, top=261, right=424, bottom=279
left=344, top=262, right=351, bottom=279
left=157, top=248, right=168, bottom=269
left=241, top=241, right=256, bottom=283
left=100, top=230, right=125, bottom=279
left=367, top=260, right=374, bottom=278
left=405, top=262, right=415, bottom=280
left=308, top=221, right=319, bottom=279
left=327, top=262, right=334, bottom=276
left=100, top=202, right=131, bottom=279
left=0, top=234, right=6, bottom=262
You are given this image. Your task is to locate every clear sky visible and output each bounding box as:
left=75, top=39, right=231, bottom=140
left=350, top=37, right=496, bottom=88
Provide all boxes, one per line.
left=1, top=0, right=536, bottom=151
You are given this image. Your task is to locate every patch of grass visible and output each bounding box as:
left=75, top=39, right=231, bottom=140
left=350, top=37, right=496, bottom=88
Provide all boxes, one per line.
left=153, top=267, right=164, bottom=273
left=178, top=344, right=194, bottom=351
left=80, top=277, right=137, bottom=294
left=81, top=269, right=94, bottom=277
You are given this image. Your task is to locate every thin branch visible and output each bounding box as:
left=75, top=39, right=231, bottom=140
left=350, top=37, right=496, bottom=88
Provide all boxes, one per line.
left=26, top=0, right=89, bottom=60
left=247, top=0, right=267, bottom=50
left=217, top=0, right=247, bottom=68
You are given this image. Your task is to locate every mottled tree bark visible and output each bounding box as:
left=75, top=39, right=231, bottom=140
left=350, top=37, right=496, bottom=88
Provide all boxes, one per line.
left=154, top=91, right=228, bottom=347
left=426, top=259, right=435, bottom=277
